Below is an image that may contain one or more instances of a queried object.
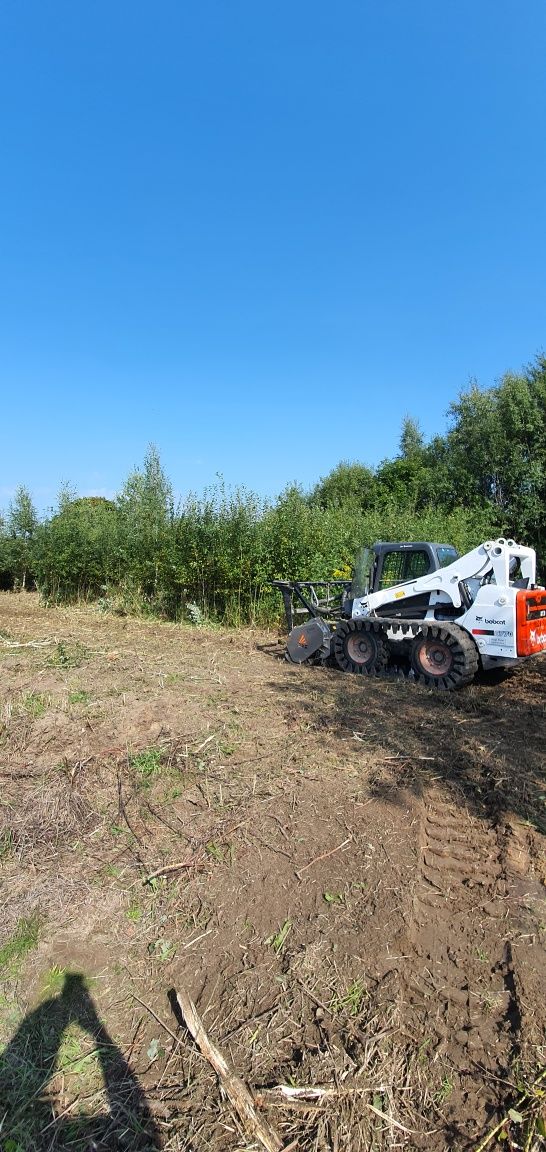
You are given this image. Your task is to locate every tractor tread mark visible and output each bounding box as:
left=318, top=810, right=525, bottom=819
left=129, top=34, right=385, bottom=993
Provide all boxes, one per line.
left=398, top=788, right=522, bottom=1124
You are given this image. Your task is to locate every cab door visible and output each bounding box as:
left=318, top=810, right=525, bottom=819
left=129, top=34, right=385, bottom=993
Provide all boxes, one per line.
left=375, top=547, right=433, bottom=591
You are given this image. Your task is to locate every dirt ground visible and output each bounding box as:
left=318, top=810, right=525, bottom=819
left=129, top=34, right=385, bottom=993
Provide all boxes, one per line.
left=0, top=592, right=545, bottom=1152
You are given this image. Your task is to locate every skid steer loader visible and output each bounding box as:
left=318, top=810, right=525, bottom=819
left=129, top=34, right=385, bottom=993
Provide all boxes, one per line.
left=273, top=538, right=546, bottom=690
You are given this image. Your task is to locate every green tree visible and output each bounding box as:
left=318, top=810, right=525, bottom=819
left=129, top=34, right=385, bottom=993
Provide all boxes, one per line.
left=399, top=416, right=424, bottom=458
left=6, top=486, right=38, bottom=588
left=445, top=361, right=546, bottom=551
left=33, top=497, right=120, bottom=601
left=376, top=417, right=432, bottom=511
left=310, top=461, right=376, bottom=510
left=0, top=509, right=11, bottom=589
left=116, top=445, right=175, bottom=609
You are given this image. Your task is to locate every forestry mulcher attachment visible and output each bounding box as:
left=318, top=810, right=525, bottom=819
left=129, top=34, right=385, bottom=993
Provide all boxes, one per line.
left=273, top=538, right=546, bottom=690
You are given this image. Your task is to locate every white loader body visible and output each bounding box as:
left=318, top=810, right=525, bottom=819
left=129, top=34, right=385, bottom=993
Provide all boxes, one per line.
left=350, top=539, right=544, bottom=672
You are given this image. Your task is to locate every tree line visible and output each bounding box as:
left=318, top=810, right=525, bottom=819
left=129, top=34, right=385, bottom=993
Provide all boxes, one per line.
left=1, top=355, right=545, bottom=624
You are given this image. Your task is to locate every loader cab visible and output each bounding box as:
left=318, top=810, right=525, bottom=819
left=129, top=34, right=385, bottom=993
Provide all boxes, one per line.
left=350, top=542, right=458, bottom=599
left=372, top=542, right=458, bottom=592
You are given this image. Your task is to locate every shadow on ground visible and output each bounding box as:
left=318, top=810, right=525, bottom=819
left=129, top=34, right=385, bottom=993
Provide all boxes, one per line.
left=0, top=973, right=160, bottom=1151
left=268, top=657, right=546, bottom=831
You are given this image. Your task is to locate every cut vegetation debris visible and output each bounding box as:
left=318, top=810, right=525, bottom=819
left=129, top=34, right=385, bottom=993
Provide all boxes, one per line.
left=0, top=592, right=545, bottom=1151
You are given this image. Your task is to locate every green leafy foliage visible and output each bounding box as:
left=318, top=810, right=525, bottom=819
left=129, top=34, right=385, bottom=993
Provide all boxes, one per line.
left=32, top=495, right=120, bottom=602
left=2, top=356, right=546, bottom=618
left=0, top=486, right=38, bottom=590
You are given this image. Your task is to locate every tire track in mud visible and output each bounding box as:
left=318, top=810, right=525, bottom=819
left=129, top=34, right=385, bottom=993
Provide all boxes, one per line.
left=399, top=788, right=523, bottom=1138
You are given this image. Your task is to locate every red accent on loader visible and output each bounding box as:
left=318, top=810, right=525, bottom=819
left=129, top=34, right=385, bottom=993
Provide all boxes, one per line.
left=516, top=589, right=546, bottom=656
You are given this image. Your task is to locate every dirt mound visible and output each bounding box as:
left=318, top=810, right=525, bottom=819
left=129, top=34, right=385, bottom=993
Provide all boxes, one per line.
left=0, top=593, right=545, bottom=1151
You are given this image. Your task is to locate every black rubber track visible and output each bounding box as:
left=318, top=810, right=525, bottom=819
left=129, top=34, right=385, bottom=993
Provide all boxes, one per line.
left=410, top=623, right=479, bottom=690
left=331, top=618, right=479, bottom=690
left=333, top=619, right=390, bottom=676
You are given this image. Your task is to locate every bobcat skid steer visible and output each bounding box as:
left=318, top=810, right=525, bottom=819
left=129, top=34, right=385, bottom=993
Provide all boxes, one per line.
left=273, top=538, right=546, bottom=690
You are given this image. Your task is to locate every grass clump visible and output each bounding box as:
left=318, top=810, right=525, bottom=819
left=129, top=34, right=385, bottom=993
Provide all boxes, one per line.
left=40, top=965, right=67, bottom=997
left=21, top=692, right=49, bottom=719
left=330, top=978, right=366, bottom=1017
left=130, top=746, right=163, bottom=785
left=68, top=689, right=90, bottom=705
left=0, top=914, right=40, bottom=973
left=56, top=1024, right=102, bottom=1077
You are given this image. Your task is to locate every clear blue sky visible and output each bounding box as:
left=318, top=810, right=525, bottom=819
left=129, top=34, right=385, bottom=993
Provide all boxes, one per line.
left=1, top=0, right=545, bottom=514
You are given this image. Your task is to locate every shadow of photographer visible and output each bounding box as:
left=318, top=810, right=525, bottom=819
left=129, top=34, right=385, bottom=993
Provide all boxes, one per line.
left=0, top=971, right=160, bottom=1150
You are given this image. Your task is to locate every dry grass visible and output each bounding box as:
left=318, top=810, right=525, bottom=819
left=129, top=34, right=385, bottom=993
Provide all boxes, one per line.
left=0, top=593, right=545, bottom=1151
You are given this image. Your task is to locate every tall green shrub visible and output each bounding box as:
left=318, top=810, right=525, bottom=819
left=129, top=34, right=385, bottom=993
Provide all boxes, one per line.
left=115, top=445, right=176, bottom=613
left=2, top=487, right=38, bottom=589
left=33, top=497, right=120, bottom=601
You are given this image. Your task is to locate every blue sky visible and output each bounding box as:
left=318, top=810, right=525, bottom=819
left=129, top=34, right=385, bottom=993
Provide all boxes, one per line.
left=1, top=0, right=545, bottom=514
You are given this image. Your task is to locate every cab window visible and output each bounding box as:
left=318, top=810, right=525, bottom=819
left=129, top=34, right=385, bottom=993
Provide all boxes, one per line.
left=436, top=546, right=458, bottom=569
left=378, top=550, right=430, bottom=590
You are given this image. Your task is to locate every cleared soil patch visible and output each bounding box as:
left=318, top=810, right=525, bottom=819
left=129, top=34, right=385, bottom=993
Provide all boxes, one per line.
left=0, top=592, right=545, bottom=1151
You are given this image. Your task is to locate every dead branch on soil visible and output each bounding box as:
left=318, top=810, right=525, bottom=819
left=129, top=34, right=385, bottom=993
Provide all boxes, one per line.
left=0, top=638, right=53, bottom=648
left=256, top=1086, right=416, bottom=1133
left=144, top=858, right=207, bottom=882
left=295, top=835, right=352, bottom=879
left=192, top=733, right=217, bottom=754
left=117, top=765, right=145, bottom=845
left=173, top=987, right=283, bottom=1152
left=256, top=1085, right=337, bottom=1105
left=143, top=816, right=249, bottom=883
